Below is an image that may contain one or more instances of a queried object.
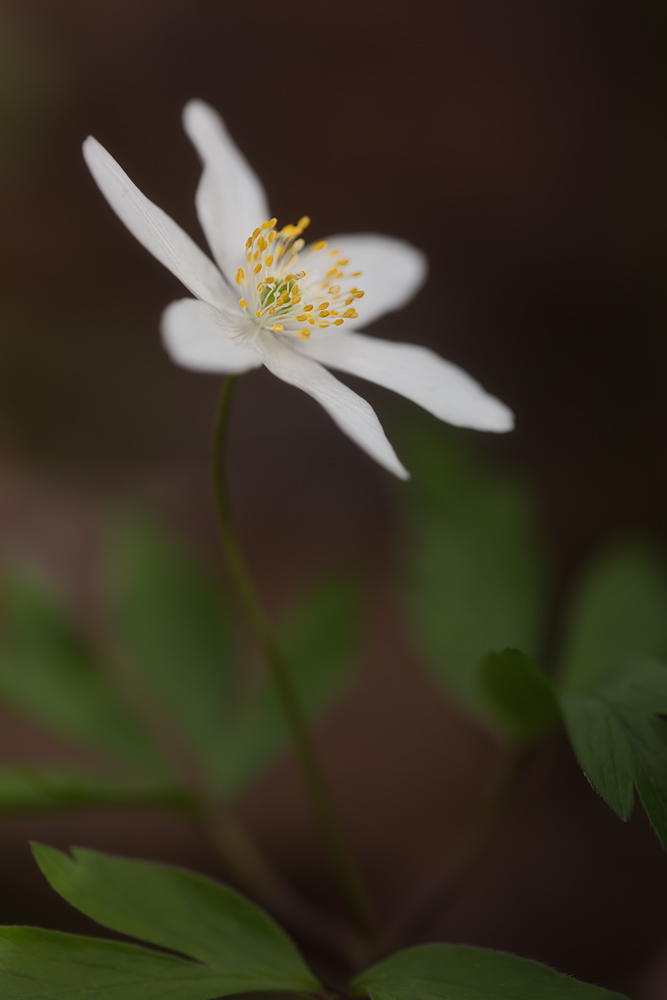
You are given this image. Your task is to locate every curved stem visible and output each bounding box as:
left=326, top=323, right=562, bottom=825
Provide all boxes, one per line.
left=385, top=745, right=533, bottom=954
left=211, top=376, right=374, bottom=940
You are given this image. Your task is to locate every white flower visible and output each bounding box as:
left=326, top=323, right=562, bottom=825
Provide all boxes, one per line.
left=83, top=100, right=513, bottom=479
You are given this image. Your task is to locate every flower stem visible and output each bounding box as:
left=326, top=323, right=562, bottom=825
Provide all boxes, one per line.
left=211, top=375, right=374, bottom=939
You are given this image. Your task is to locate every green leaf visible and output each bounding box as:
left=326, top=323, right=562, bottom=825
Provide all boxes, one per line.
left=558, top=542, right=667, bottom=695
left=560, top=659, right=667, bottom=845
left=9, top=843, right=321, bottom=1000
left=105, top=512, right=234, bottom=787
left=0, top=927, right=310, bottom=1000
left=0, top=767, right=192, bottom=816
left=400, top=422, right=547, bottom=730
left=0, top=568, right=162, bottom=773
left=351, top=943, right=627, bottom=1000
left=482, top=648, right=560, bottom=744
left=218, top=574, right=362, bottom=797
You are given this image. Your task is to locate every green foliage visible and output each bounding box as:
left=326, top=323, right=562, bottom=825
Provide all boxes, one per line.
left=0, top=568, right=163, bottom=773
left=400, top=421, right=547, bottom=731
left=0, top=845, right=321, bottom=1000
left=106, top=513, right=234, bottom=787
left=351, top=943, right=627, bottom=1000
left=0, top=767, right=191, bottom=817
left=558, top=543, right=667, bottom=846
left=483, top=648, right=560, bottom=745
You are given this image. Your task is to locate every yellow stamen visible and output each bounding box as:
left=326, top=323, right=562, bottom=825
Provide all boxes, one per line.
left=292, top=296, right=302, bottom=304
left=269, top=306, right=275, bottom=315
left=328, top=285, right=341, bottom=295
left=318, top=302, right=330, bottom=310
left=304, top=304, right=313, bottom=312
left=253, top=262, right=262, bottom=274
left=318, top=322, right=330, bottom=328
left=272, top=324, right=284, bottom=333
left=352, top=271, right=362, bottom=277
left=246, top=237, right=252, bottom=249
left=298, top=329, right=311, bottom=339
left=334, top=318, right=344, bottom=325
left=298, top=216, right=311, bottom=229
left=256, top=310, right=264, bottom=318
left=266, top=276, right=275, bottom=283
left=256, top=283, right=264, bottom=293
left=239, top=298, right=247, bottom=308
left=258, top=237, right=267, bottom=252
left=236, top=267, right=245, bottom=285
left=268, top=230, right=277, bottom=242
left=297, top=315, right=307, bottom=322
left=266, top=254, right=274, bottom=267
left=320, top=310, right=330, bottom=317
left=312, top=240, right=327, bottom=250
left=337, top=258, right=349, bottom=266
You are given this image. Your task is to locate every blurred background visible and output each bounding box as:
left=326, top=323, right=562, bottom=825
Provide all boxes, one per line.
left=1, top=0, right=667, bottom=996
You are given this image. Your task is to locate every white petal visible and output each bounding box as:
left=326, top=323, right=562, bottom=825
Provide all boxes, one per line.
left=302, top=234, right=427, bottom=329
left=183, top=100, right=270, bottom=285
left=257, top=332, right=409, bottom=479
left=294, top=329, right=514, bottom=432
left=160, top=299, right=262, bottom=373
left=82, top=137, right=233, bottom=310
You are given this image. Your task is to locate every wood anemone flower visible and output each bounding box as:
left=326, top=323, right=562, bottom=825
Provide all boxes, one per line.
left=83, top=100, right=513, bottom=478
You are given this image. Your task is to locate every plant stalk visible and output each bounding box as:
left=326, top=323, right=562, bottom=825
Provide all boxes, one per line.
left=211, top=375, right=374, bottom=940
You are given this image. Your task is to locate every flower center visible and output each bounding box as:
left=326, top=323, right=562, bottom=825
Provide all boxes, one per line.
left=235, top=217, right=365, bottom=340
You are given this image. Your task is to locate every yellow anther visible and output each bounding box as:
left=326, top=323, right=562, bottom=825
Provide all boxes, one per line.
left=326, top=267, right=338, bottom=278
left=297, top=314, right=308, bottom=322
left=312, top=240, right=327, bottom=250
left=294, top=270, right=306, bottom=280
left=308, top=317, right=315, bottom=324
left=318, top=302, right=330, bottom=310
left=258, top=237, right=267, bottom=252
left=352, top=271, right=362, bottom=277
left=239, top=298, right=247, bottom=309
left=320, top=310, right=330, bottom=317
left=330, top=248, right=340, bottom=254
left=269, top=306, right=276, bottom=315
left=246, top=237, right=252, bottom=249
left=292, top=296, right=302, bottom=304
left=253, top=262, right=262, bottom=274
left=285, top=274, right=294, bottom=282
left=236, top=267, right=245, bottom=285
left=293, top=238, right=305, bottom=252
left=304, top=304, right=313, bottom=311
left=272, top=324, right=284, bottom=333
left=356, top=290, right=365, bottom=298
left=350, top=287, right=358, bottom=293
left=334, top=318, right=344, bottom=325
left=344, top=298, right=354, bottom=305
left=268, top=217, right=277, bottom=227
left=256, top=310, right=264, bottom=318
left=268, top=230, right=277, bottom=242
left=276, top=245, right=285, bottom=258
left=266, top=276, right=275, bottom=283
left=298, top=216, right=311, bottom=229
left=253, top=227, right=261, bottom=239
left=292, top=284, right=299, bottom=295
left=330, top=310, right=339, bottom=316
left=343, top=308, right=358, bottom=318
left=298, top=329, right=311, bottom=339
left=253, top=250, right=260, bottom=261
left=266, top=254, right=274, bottom=267
left=318, top=322, right=330, bottom=328
left=261, top=219, right=269, bottom=229
left=338, top=258, right=349, bottom=266
left=257, top=283, right=264, bottom=293
left=328, top=285, right=341, bottom=295
left=246, top=251, right=252, bottom=263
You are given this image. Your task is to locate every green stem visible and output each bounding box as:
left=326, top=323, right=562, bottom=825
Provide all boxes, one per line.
left=211, top=376, right=374, bottom=939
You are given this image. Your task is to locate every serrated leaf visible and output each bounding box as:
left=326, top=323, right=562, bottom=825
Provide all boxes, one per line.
left=0, top=767, right=192, bottom=816
left=559, top=542, right=667, bottom=695
left=560, top=660, right=667, bottom=845
left=15, top=844, right=321, bottom=999
left=0, top=568, right=163, bottom=773
left=400, top=422, right=547, bottom=731
left=350, top=943, right=627, bottom=1000
left=482, top=648, right=560, bottom=744
left=105, top=512, right=234, bottom=787
left=218, top=574, right=362, bottom=797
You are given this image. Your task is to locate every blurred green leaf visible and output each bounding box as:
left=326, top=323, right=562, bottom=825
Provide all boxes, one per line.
left=482, top=648, right=560, bottom=744
left=351, top=943, right=627, bottom=999
left=561, top=660, right=667, bottom=846
left=219, top=574, right=363, bottom=797
left=558, top=542, right=667, bottom=694
left=106, top=512, right=234, bottom=787
left=0, top=767, right=192, bottom=817
left=106, top=513, right=362, bottom=798
left=0, top=568, right=163, bottom=773
left=400, top=422, right=547, bottom=731
left=11, top=844, right=321, bottom=999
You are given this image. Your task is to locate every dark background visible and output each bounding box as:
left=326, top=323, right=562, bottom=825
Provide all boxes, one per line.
left=1, top=1, right=667, bottom=996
